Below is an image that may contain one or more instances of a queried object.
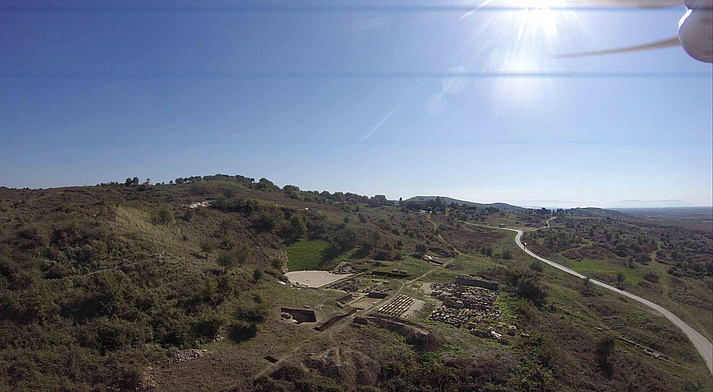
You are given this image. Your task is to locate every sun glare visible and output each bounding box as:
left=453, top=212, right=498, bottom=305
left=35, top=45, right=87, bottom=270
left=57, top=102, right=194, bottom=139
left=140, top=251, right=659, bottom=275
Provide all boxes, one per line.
left=511, top=0, right=566, bottom=36
left=460, top=0, right=575, bottom=112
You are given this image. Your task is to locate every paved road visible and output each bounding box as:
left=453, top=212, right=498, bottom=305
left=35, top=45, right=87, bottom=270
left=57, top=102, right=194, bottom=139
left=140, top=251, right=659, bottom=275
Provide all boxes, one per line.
left=501, top=225, right=713, bottom=374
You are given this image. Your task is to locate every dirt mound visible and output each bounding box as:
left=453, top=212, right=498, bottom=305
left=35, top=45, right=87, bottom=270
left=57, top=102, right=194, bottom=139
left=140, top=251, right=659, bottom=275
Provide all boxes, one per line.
left=303, top=347, right=380, bottom=386
left=366, top=315, right=444, bottom=351
left=445, top=263, right=464, bottom=270
left=444, top=352, right=517, bottom=387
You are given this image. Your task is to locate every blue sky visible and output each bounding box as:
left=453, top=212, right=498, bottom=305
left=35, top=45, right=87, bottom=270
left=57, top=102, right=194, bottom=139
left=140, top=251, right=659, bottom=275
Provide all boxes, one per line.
left=1, top=1, right=711, bottom=206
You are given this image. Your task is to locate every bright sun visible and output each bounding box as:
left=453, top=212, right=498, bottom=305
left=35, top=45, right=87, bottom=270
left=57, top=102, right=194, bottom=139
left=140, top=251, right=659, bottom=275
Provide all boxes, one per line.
left=514, top=0, right=566, bottom=35
left=478, top=0, right=566, bottom=36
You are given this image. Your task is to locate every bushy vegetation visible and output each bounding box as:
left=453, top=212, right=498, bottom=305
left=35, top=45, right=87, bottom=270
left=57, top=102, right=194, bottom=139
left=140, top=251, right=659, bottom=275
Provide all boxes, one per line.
left=0, top=177, right=709, bottom=390
left=523, top=212, right=713, bottom=279
left=506, top=268, right=549, bottom=308
left=0, top=175, right=464, bottom=389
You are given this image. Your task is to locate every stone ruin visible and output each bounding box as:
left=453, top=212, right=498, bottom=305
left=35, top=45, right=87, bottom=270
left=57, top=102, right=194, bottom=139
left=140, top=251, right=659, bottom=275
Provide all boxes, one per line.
left=428, top=282, right=501, bottom=327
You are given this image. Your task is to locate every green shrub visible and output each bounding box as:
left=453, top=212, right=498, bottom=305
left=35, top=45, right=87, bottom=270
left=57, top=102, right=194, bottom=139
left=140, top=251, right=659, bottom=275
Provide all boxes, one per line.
left=507, top=269, right=548, bottom=308
left=595, top=336, right=615, bottom=365
left=228, top=321, right=257, bottom=342
left=150, top=208, right=173, bottom=225
left=254, top=210, right=281, bottom=232
left=216, top=251, right=237, bottom=273
left=529, top=260, right=544, bottom=273
left=252, top=268, right=263, bottom=282
left=643, top=272, right=659, bottom=283
left=193, top=311, right=224, bottom=340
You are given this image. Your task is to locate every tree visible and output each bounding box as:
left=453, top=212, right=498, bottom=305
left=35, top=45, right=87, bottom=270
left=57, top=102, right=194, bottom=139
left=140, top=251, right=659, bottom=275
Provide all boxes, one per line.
left=219, top=235, right=235, bottom=250
left=529, top=260, right=544, bottom=273
left=199, top=240, right=214, bottom=256
left=150, top=208, right=173, bottom=225
left=216, top=245, right=251, bottom=273
left=373, top=195, right=388, bottom=206
left=252, top=268, right=263, bottom=282
left=516, top=276, right=547, bottom=308
left=289, top=214, right=307, bottom=238
left=595, top=336, right=615, bottom=365
left=282, top=185, right=299, bottom=194
left=582, top=276, right=591, bottom=296
left=256, top=177, right=279, bottom=191
left=216, top=251, right=237, bottom=273
left=235, top=244, right=251, bottom=265
left=507, top=269, right=547, bottom=308
left=334, top=228, right=358, bottom=250
left=616, top=272, right=625, bottom=288
left=253, top=211, right=279, bottom=232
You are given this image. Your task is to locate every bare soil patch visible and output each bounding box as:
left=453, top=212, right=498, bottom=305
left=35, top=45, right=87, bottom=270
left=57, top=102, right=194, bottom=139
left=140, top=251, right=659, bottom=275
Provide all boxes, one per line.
left=286, top=271, right=353, bottom=288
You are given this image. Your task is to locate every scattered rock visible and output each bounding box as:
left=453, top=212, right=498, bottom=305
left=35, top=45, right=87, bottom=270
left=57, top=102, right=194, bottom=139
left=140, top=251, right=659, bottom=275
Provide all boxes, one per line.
left=331, top=261, right=354, bottom=274
left=174, top=349, right=205, bottom=363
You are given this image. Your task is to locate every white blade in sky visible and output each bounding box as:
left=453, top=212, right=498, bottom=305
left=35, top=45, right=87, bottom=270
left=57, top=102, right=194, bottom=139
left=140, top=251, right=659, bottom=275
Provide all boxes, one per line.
left=561, top=0, right=684, bottom=8
left=551, top=37, right=681, bottom=58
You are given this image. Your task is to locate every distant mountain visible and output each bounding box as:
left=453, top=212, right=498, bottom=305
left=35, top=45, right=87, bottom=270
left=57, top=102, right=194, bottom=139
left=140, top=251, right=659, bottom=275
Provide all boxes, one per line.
left=404, top=196, right=524, bottom=211
left=514, top=200, right=594, bottom=209
left=604, top=199, right=695, bottom=209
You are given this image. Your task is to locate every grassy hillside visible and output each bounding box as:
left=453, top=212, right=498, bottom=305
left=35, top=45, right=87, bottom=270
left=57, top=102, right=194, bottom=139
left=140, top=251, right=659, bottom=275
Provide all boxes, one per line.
left=286, top=239, right=331, bottom=270
left=0, top=177, right=710, bottom=391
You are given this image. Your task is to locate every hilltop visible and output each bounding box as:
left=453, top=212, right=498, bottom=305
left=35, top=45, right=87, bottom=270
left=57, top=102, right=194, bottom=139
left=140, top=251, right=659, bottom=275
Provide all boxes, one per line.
left=404, top=196, right=524, bottom=211
left=565, top=207, right=631, bottom=219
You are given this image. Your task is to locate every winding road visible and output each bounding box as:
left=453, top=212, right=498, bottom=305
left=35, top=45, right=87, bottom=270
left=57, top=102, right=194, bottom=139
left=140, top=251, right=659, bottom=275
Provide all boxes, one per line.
left=498, top=224, right=712, bottom=374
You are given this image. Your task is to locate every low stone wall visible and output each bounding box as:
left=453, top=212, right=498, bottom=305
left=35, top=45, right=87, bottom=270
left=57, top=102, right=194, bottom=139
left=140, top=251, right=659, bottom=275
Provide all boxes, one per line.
left=336, top=293, right=354, bottom=304
left=454, top=276, right=499, bottom=290
left=315, top=309, right=358, bottom=332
